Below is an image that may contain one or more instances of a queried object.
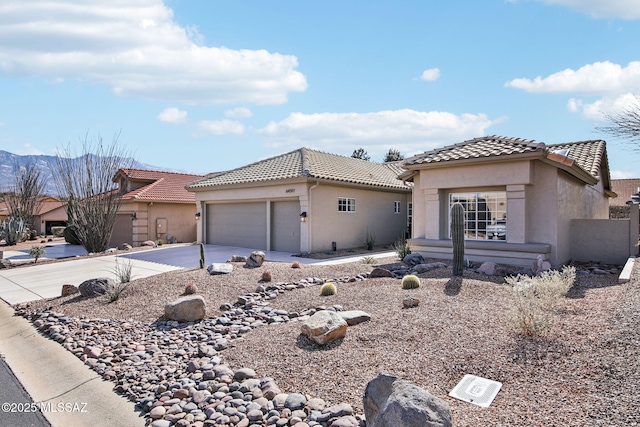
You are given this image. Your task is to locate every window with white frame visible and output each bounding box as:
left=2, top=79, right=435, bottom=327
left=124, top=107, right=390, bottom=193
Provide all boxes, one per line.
left=338, top=197, right=356, bottom=212
left=394, top=201, right=401, bottom=214
left=449, top=191, right=507, bottom=240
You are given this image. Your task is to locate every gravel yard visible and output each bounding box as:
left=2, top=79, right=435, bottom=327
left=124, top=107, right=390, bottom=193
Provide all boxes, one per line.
left=16, top=254, right=640, bottom=426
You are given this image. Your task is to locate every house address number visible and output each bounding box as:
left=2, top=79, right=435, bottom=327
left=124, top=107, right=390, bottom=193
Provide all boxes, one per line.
left=286, top=189, right=295, bottom=193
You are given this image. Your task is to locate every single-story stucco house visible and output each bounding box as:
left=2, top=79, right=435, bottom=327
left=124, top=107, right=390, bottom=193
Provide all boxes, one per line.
left=399, top=135, right=616, bottom=267
left=186, top=148, right=412, bottom=253
left=110, top=169, right=205, bottom=247
left=0, top=196, right=68, bottom=236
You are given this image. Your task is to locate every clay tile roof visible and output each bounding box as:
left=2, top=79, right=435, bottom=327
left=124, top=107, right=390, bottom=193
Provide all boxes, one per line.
left=546, top=140, right=606, bottom=178
left=186, top=148, right=411, bottom=191
left=117, top=169, right=205, bottom=203
left=403, top=135, right=546, bottom=166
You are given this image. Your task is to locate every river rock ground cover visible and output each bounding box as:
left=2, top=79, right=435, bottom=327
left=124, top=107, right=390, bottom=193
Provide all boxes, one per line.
left=17, top=256, right=640, bottom=426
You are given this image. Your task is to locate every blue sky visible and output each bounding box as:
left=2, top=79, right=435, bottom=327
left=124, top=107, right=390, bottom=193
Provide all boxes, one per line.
left=1, top=0, right=639, bottom=178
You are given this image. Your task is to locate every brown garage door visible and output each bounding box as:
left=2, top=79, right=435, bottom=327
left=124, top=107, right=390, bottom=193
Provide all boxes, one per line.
left=271, top=201, right=300, bottom=252
left=206, top=202, right=267, bottom=249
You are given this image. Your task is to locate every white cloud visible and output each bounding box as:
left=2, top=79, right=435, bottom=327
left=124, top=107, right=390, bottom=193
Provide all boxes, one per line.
left=505, top=61, right=640, bottom=95
left=224, top=107, right=253, bottom=119
left=257, top=109, right=501, bottom=157
left=537, top=0, right=640, bottom=20
left=417, top=68, right=441, bottom=82
left=198, top=119, right=245, bottom=135
left=611, top=170, right=639, bottom=179
left=0, top=1, right=307, bottom=105
left=157, top=107, right=187, bottom=124
left=568, top=93, right=639, bottom=121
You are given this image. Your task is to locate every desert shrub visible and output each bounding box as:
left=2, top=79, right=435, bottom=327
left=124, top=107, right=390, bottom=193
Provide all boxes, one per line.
left=505, top=266, right=576, bottom=337
left=184, top=282, right=198, bottom=295
left=291, top=261, right=302, bottom=269
left=106, top=282, right=129, bottom=303
left=401, top=274, right=421, bottom=290
left=29, top=245, right=46, bottom=263
left=361, top=256, right=376, bottom=264
left=320, top=282, right=337, bottom=296
left=156, top=239, right=163, bottom=246
left=364, top=228, right=376, bottom=250
left=261, top=269, right=272, bottom=282
left=113, top=257, right=134, bottom=284
left=393, top=237, right=411, bottom=260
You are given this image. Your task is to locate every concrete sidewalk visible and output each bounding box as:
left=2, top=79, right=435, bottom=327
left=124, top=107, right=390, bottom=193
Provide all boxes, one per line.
left=0, top=301, right=144, bottom=427
left=0, top=255, right=181, bottom=305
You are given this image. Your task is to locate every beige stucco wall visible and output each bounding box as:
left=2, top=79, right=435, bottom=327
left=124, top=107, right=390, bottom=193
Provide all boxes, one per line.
left=410, top=157, right=611, bottom=266
left=119, top=201, right=197, bottom=246
left=308, top=184, right=409, bottom=253
left=34, top=205, right=68, bottom=235
left=191, top=179, right=410, bottom=253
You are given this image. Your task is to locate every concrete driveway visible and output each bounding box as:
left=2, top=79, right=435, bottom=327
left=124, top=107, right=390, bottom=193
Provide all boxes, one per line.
left=119, top=244, right=300, bottom=268
left=0, top=243, right=394, bottom=305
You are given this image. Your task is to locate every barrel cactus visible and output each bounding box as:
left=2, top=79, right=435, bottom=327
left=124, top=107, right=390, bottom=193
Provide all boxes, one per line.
left=320, top=282, right=337, bottom=296
left=451, top=203, right=465, bottom=276
left=401, top=274, right=421, bottom=289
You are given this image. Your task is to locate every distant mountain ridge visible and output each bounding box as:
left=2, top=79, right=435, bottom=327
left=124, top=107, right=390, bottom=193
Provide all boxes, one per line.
left=0, top=150, right=185, bottom=196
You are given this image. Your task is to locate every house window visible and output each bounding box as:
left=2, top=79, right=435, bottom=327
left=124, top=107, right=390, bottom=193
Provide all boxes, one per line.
left=449, top=191, right=507, bottom=240
left=338, top=197, right=356, bottom=212
left=394, top=201, right=401, bottom=214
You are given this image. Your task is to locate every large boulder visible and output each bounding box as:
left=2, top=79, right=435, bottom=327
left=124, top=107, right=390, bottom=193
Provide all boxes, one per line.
left=244, top=251, right=265, bottom=268
left=369, top=268, right=393, bottom=278
left=78, top=278, right=114, bottom=298
left=300, top=310, right=348, bottom=345
left=338, top=310, right=371, bottom=326
left=363, top=373, right=452, bottom=427
left=164, top=295, right=207, bottom=322
left=207, top=263, right=233, bottom=275
left=403, top=253, right=425, bottom=267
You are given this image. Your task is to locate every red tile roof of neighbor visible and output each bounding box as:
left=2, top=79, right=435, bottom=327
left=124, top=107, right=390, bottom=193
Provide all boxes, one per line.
left=115, top=169, right=205, bottom=203
left=610, top=178, right=640, bottom=206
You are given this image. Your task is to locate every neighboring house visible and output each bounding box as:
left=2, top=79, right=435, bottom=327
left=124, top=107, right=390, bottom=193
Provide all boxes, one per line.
left=33, top=196, right=68, bottom=235
left=0, top=196, right=68, bottom=236
left=110, top=169, right=205, bottom=247
left=611, top=179, right=640, bottom=206
left=186, top=148, right=412, bottom=253
left=400, top=135, right=616, bottom=267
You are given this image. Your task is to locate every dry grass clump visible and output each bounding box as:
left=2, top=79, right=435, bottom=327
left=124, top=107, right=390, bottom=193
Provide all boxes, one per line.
left=505, top=266, right=576, bottom=337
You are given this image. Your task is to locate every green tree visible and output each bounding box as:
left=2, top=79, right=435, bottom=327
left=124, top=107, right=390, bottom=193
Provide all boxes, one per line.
left=351, top=148, right=371, bottom=161
left=383, top=148, right=404, bottom=162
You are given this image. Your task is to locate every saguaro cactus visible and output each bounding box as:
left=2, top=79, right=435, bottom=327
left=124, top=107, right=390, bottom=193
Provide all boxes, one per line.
left=451, top=203, right=465, bottom=276
left=199, top=243, right=206, bottom=269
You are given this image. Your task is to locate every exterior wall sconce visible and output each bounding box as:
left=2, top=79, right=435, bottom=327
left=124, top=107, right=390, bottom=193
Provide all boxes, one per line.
left=300, top=211, right=307, bottom=222
left=131, top=212, right=137, bottom=220
left=195, top=212, right=202, bottom=220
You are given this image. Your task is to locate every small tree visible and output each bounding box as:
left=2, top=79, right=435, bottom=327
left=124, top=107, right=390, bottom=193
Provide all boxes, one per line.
left=4, top=161, right=46, bottom=231
left=54, top=133, right=134, bottom=253
left=351, top=148, right=371, bottom=161
left=383, top=148, right=404, bottom=162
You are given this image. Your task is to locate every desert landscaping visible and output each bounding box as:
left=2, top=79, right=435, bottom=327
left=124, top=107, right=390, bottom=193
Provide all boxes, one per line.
left=6, top=241, right=639, bottom=427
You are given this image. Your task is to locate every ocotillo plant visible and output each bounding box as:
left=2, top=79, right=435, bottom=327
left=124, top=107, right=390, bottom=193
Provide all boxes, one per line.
left=199, top=243, right=206, bottom=269
left=451, top=203, right=465, bottom=276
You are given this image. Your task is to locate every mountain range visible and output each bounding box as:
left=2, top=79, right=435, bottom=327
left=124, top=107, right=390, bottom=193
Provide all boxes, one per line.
left=0, top=150, right=182, bottom=196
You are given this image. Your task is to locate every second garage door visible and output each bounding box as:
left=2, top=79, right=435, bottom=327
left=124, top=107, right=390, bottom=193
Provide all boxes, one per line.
left=206, top=202, right=267, bottom=249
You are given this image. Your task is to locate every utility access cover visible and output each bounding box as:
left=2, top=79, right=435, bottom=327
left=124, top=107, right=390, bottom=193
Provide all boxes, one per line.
left=449, top=375, right=502, bottom=408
